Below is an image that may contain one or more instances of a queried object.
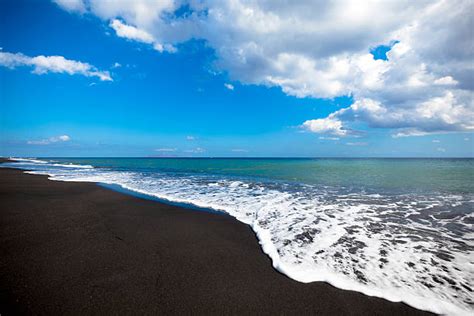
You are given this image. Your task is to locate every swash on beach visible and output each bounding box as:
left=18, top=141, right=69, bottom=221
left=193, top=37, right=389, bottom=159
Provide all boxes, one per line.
left=3, top=157, right=473, bottom=315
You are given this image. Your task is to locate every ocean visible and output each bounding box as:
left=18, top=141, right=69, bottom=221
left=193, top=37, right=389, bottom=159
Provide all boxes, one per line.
left=2, top=157, right=473, bottom=315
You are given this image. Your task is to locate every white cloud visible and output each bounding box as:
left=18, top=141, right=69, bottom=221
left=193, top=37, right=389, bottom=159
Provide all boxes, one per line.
left=54, top=0, right=474, bottom=137
left=184, top=147, right=205, bottom=153
left=319, top=136, right=340, bottom=141
left=302, top=117, right=347, bottom=136
left=392, top=129, right=431, bottom=138
left=112, top=62, right=122, bottom=68
left=110, top=19, right=154, bottom=43
left=27, top=135, right=71, bottom=145
left=437, top=147, right=446, bottom=152
left=432, top=139, right=441, bottom=143
left=153, top=43, right=177, bottom=53
left=224, top=83, right=234, bottom=90
left=87, top=0, right=175, bottom=27
left=465, top=137, right=470, bottom=141
left=330, top=92, right=473, bottom=138
left=434, top=76, right=458, bottom=86
left=155, top=148, right=177, bottom=152
left=186, top=135, right=196, bottom=141
left=110, top=19, right=176, bottom=53
left=53, top=0, right=86, bottom=13
left=231, top=148, right=248, bottom=152
left=57, top=135, right=71, bottom=141
left=0, top=51, right=112, bottom=81
left=346, top=142, right=368, bottom=146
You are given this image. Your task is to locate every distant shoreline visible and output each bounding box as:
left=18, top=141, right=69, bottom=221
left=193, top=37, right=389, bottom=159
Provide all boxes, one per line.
left=0, top=166, right=432, bottom=315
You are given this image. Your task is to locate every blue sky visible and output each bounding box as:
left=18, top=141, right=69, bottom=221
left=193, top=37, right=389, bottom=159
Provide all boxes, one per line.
left=1, top=0, right=473, bottom=157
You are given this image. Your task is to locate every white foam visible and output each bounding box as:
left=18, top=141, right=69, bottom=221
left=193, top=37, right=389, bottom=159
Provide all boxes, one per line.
left=5, top=161, right=474, bottom=316
left=6, top=158, right=93, bottom=169
left=10, top=157, right=48, bottom=164
left=51, top=163, right=94, bottom=169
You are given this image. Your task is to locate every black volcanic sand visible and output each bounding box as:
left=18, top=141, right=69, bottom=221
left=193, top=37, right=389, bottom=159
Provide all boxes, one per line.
left=0, top=167, right=434, bottom=315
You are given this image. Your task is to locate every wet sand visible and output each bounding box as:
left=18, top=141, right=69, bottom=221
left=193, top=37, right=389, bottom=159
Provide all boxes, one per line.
left=0, top=166, right=433, bottom=315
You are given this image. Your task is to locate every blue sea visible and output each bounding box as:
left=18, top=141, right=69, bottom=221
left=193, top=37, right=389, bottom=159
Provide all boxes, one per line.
left=3, top=157, right=473, bottom=315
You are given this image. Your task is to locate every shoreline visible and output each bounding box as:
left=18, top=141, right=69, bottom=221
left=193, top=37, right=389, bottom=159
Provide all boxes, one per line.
left=0, top=167, right=433, bottom=314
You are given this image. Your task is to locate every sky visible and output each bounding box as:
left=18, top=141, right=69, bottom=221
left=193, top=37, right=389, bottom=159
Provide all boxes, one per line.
left=0, top=0, right=473, bottom=157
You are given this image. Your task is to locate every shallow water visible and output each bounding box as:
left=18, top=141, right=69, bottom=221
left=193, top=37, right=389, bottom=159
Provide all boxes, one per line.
left=3, top=157, right=473, bottom=315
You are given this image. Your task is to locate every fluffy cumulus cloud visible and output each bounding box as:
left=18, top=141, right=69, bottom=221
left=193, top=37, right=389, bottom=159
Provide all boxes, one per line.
left=109, top=19, right=176, bottom=52
left=55, top=0, right=474, bottom=136
left=0, top=51, right=112, bottom=81
left=27, top=135, right=71, bottom=145
left=302, top=117, right=347, bottom=136
left=110, top=19, right=154, bottom=43
left=55, top=0, right=178, bottom=53
left=53, top=0, right=86, bottom=13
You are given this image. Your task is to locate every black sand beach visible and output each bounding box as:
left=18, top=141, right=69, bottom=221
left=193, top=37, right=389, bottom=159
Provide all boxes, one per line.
left=0, top=166, right=433, bottom=315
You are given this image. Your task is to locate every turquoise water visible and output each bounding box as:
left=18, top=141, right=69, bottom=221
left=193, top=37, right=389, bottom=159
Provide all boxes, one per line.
left=46, top=157, right=474, bottom=193
left=2, top=157, right=474, bottom=315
